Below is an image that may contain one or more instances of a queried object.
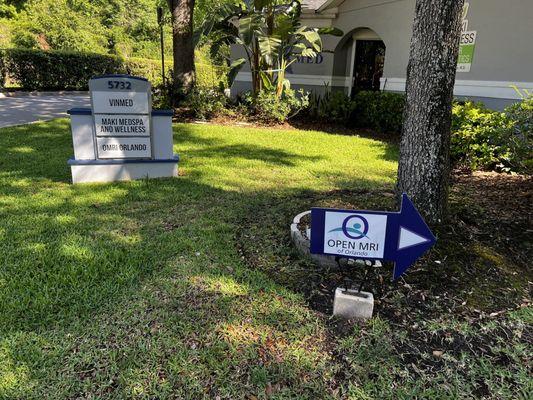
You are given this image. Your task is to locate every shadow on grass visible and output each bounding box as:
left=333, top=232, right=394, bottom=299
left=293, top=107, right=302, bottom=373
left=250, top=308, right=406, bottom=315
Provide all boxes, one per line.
left=0, top=118, right=402, bottom=397
left=0, top=120, right=328, bottom=184
left=1, top=120, right=530, bottom=398
left=0, top=119, right=391, bottom=330
left=0, top=120, right=75, bottom=183
left=0, top=175, right=393, bottom=398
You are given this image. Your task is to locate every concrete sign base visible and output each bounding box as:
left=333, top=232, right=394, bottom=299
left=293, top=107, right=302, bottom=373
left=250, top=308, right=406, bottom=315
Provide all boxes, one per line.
left=333, top=288, right=374, bottom=320
left=68, top=157, right=179, bottom=184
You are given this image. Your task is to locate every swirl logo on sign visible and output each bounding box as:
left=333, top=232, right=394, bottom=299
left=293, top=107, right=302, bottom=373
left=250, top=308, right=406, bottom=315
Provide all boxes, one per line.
left=329, top=215, right=370, bottom=240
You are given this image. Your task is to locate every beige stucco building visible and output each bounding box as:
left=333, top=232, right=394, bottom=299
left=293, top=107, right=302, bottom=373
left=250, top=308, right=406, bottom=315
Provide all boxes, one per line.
left=231, top=0, right=533, bottom=109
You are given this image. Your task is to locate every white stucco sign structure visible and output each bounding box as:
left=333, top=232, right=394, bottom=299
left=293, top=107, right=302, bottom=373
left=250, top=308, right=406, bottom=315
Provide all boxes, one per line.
left=67, top=75, right=178, bottom=184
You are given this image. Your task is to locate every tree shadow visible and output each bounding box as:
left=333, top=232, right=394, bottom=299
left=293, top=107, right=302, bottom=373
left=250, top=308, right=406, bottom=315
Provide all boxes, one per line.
left=0, top=119, right=399, bottom=397
left=0, top=174, right=350, bottom=397
left=184, top=143, right=323, bottom=166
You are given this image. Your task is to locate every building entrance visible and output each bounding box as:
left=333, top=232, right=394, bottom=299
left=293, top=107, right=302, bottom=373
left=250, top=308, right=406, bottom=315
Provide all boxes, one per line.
left=353, top=40, right=386, bottom=93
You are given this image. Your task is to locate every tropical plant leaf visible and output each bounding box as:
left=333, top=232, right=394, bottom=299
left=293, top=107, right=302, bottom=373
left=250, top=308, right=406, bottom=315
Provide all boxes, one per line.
left=195, top=4, right=242, bottom=46
left=273, top=14, right=294, bottom=41
left=300, top=47, right=317, bottom=58
left=259, top=71, right=275, bottom=91
left=228, top=58, right=246, bottom=87
left=298, top=29, right=322, bottom=52
left=318, top=27, right=344, bottom=36
left=259, top=36, right=281, bottom=65
left=217, top=3, right=243, bottom=20
left=239, top=15, right=261, bottom=45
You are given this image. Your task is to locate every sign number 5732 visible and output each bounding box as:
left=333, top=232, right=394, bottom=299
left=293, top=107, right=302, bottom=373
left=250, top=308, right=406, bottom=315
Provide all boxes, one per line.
left=108, top=81, right=132, bottom=90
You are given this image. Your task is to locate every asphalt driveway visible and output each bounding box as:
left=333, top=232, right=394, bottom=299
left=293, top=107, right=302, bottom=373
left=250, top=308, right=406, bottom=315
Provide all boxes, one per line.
left=0, top=93, right=90, bottom=128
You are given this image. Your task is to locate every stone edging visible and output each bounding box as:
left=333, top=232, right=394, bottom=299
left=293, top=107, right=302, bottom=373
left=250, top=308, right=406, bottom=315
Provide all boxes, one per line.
left=290, top=210, right=338, bottom=268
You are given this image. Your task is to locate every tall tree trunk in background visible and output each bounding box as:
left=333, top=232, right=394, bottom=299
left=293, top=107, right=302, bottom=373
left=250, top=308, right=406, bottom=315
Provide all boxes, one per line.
left=397, top=0, right=464, bottom=225
left=168, top=0, right=196, bottom=99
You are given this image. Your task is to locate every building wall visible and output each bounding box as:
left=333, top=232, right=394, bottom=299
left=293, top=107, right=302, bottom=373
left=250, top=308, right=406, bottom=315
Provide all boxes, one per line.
left=232, top=0, right=533, bottom=108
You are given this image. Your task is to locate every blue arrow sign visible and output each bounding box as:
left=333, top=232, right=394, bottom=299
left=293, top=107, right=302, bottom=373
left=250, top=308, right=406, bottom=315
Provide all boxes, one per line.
left=310, top=194, right=436, bottom=279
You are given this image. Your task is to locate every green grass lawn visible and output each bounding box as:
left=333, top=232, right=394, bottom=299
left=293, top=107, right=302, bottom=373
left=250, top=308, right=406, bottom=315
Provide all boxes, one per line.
left=0, top=120, right=530, bottom=399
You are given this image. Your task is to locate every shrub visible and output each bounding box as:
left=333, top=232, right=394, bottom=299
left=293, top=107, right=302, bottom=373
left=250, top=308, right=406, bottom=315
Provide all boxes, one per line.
left=0, top=48, right=227, bottom=91
left=0, top=52, right=5, bottom=89
left=184, top=87, right=228, bottom=120
left=0, top=48, right=125, bottom=90
left=151, top=71, right=175, bottom=110
left=123, top=57, right=167, bottom=87
left=451, top=101, right=511, bottom=170
left=242, top=88, right=309, bottom=123
left=305, top=89, right=405, bottom=133
left=195, top=63, right=229, bottom=89
left=195, top=47, right=229, bottom=89
left=351, top=91, right=405, bottom=133
left=451, top=99, right=532, bottom=173
left=505, top=97, right=533, bottom=172
left=307, top=90, right=355, bottom=124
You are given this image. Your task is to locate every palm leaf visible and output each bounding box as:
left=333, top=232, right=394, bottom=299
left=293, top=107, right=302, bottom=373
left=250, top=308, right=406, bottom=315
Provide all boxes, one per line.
left=318, top=27, right=344, bottom=37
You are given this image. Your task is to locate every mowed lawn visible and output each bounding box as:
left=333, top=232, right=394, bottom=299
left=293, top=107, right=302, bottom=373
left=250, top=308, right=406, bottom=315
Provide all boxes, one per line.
left=0, top=120, right=530, bottom=399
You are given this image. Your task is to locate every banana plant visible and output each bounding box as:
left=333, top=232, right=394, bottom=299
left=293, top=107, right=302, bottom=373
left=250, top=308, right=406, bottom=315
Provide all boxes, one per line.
left=197, top=0, right=342, bottom=97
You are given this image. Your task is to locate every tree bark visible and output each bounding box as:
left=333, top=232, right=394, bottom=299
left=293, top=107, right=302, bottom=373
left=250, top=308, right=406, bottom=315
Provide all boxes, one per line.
left=397, top=0, right=464, bottom=225
left=168, top=0, right=196, bottom=97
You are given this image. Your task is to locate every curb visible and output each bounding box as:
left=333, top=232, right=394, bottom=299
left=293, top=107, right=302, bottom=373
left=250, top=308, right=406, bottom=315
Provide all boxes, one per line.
left=0, top=91, right=89, bottom=98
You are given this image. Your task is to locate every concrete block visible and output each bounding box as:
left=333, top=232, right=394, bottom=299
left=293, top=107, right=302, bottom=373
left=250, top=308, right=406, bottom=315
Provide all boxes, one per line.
left=333, top=288, right=374, bottom=320
left=70, top=114, right=96, bottom=160
left=69, top=158, right=178, bottom=183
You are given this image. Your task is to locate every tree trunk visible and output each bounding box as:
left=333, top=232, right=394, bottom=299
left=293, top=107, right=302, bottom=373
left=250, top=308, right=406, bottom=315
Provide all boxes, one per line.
left=251, top=38, right=261, bottom=95
left=397, top=0, right=464, bottom=225
left=168, top=0, right=196, bottom=97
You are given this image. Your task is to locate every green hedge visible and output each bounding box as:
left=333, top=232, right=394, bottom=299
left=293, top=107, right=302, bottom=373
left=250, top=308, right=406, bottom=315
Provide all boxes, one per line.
left=306, top=88, right=531, bottom=173
left=1, top=48, right=125, bottom=90
left=351, top=91, right=405, bottom=133
left=306, top=90, right=405, bottom=134
left=0, top=48, right=228, bottom=91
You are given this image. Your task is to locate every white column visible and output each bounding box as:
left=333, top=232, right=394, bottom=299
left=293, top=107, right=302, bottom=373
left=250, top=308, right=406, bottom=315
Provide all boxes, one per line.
left=348, top=38, right=357, bottom=96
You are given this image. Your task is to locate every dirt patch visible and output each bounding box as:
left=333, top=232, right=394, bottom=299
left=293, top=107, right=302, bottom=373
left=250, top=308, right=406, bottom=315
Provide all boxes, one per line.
left=450, top=170, right=533, bottom=267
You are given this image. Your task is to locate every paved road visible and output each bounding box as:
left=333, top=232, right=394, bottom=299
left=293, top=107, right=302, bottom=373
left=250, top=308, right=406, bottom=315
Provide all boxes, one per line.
left=0, top=94, right=90, bottom=128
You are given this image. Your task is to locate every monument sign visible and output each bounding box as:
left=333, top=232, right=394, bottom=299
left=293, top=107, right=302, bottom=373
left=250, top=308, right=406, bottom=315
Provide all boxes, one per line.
left=67, top=75, right=178, bottom=183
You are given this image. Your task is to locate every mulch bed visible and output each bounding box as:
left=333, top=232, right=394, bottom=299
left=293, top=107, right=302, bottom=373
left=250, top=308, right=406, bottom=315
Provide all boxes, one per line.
left=237, top=168, right=532, bottom=327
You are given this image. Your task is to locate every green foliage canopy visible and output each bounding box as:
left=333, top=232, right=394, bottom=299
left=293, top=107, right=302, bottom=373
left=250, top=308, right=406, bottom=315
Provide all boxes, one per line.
left=1, top=0, right=172, bottom=58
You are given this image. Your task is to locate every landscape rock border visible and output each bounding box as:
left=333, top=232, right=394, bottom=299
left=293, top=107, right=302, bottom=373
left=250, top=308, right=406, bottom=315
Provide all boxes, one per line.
left=290, top=210, right=338, bottom=268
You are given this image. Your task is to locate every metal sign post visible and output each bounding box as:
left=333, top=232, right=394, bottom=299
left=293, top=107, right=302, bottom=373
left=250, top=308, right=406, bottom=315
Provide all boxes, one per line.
left=157, top=7, right=166, bottom=87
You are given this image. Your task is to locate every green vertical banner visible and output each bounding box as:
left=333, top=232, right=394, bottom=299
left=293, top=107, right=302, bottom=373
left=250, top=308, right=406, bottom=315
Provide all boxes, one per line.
left=457, top=31, right=477, bottom=72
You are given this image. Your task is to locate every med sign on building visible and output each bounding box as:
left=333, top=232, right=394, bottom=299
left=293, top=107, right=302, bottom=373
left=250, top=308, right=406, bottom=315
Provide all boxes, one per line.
left=231, top=0, right=533, bottom=109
